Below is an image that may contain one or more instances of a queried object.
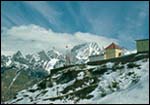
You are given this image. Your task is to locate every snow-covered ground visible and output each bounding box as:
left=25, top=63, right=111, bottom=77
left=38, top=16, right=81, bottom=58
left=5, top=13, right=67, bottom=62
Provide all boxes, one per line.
left=6, top=54, right=149, bottom=104
left=97, top=72, right=149, bottom=104
left=79, top=60, right=149, bottom=104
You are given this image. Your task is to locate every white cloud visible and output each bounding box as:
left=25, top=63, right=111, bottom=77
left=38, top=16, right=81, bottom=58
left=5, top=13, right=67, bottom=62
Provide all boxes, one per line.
left=1, top=24, right=118, bottom=55
left=1, top=50, right=15, bottom=56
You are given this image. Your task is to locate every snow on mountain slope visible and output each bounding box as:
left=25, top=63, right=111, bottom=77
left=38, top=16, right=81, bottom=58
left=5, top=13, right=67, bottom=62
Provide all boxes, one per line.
left=47, top=49, right=61, bottom=59
left=8, top=71, right=22, bottom=89
left=1, top=55, right=12, bottom=68
left=1, top=49, right=65, bottom=74
left=79, top=58, right=149, bottom=104
left=12, top=51, right=25, bottom=60
left=6, top=57, right=12, bottom=67
left=96, top=71, right=149, bottom=104
left=2, top=42, right=103, bottom=74
left=71, top=42, right=103, bottom=63
left=6, top=52, right=149, bottom=104
left=44, top=58, right=59, bottom=73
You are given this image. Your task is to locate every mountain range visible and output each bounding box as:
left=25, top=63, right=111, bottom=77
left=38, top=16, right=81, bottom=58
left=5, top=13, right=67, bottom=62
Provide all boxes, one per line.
left=1, top=42, right=140, bottom=103
left=1, top=42, right=105, bottom=102
left=1, top=42, right=105, bottom=74
left=5, top=52, right=149, bottom=104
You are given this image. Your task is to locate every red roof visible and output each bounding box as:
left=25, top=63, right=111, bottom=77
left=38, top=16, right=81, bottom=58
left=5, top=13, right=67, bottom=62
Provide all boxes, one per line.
left=105, top=43, right=121, bottom=50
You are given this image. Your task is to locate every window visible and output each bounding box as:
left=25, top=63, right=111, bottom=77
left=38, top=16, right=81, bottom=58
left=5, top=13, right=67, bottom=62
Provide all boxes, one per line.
left=118, top=52, right=121, bottom=56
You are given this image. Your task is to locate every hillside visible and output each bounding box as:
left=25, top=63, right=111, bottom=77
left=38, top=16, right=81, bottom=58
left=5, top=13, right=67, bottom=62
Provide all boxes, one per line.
left=1, top=42, right=104, bottom=102
left=6, top=52, right=149, bottom=104
left=1, top=68, right=46, bottom=102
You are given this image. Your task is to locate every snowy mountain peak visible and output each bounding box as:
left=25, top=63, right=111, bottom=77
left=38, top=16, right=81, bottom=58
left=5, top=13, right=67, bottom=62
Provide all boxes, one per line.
left=38, top=50, right=50, bottom=61
left=47, top=49, right=63, bottom=60
left=71, top=42, right=102, bottom=63
left=1, top=55, right=12, bottom=68
left=13, top=50, right=24, bottom=59
left=6, top=52, right=149, bottom=104
left=2, top=42, right=136, bottom=75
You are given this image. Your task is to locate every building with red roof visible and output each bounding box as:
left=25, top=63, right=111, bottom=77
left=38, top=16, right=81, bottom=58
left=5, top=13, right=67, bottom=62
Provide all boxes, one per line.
left=104, top=43, right=122, bottom=59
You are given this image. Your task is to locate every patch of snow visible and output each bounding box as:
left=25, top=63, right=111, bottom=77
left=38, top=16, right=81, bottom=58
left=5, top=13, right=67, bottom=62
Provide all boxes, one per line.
left=77, top=71, right=84, bottom=80
left=45, top=58, right=59, bottom=73
left=32, top=53, right=40, bottom=62
left=6, top=57, right=12, bottom=66
left=106, top=62, right=114, bottom=68
left=123, top=49, right=137, bottom=55
left=8, top=71, right=21, bottom=89
left=52, top=73, right=62, bottom=79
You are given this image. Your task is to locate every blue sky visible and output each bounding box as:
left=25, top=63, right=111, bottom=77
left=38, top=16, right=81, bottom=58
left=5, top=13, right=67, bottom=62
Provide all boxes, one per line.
left=1, top=1, right=149, bottom=54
